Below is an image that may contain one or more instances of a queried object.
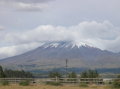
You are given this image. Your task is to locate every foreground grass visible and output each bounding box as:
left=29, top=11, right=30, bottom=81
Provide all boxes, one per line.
left=0, top=84, right=111, bottom=89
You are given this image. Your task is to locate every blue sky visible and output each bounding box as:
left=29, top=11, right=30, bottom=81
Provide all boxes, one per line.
left=0, top=0, right=120, bottom=59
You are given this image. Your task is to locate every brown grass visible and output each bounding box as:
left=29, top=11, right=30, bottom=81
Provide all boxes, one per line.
left=0, top=84, right=111, bottom=89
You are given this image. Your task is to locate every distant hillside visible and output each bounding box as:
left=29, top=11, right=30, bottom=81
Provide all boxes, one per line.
left=0, top=41, right=120, bottom=70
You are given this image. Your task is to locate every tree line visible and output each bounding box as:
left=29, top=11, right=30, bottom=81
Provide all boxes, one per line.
left=0, top=65, right=33, bottom=78
left=49, top=69, right=99, bottom=78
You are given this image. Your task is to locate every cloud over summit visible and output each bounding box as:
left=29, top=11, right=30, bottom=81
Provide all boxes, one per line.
left=0, top=21, right=120, bottom=59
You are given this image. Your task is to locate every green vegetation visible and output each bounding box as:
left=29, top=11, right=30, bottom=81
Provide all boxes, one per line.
left=49, top=72, right=62, bottom=78
left=4, top=69, right=33, bottom=78
left=117, top=75, right=120, bottom=78
left=111, top=80, right=120, bottom=88
left=111, top=75, right=120, bottom=88
left=45, top=81, right=62, bottom=86
left=0, top=66, right=6, bottom=78
left=68, top=72, right=77, bottom=78
left=47, top=72, right=62, bottom=86
left=0, top=65, right=33, bottom=78
left=79, top=83, right=88, bottom=87
left=0, top=80, right=9, bottom=86
left=80, top=69, right=99, bottom=78
left=68, top=72, right=77, bottom=82
left=80, top=70, right=100, bottom=84
left=19, top=80, right=30, bottom=86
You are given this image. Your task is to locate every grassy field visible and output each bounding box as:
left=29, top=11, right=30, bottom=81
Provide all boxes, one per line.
left=0, top=84, right=111, bottom=89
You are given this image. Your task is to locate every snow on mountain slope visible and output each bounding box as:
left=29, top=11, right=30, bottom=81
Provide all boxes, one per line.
left=40, top=41, right=94, bottom=49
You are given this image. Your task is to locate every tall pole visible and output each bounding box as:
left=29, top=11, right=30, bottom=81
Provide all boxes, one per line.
left=66, top=59, right=68, bottom=78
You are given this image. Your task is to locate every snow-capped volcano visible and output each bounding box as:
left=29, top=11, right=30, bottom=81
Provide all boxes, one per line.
left=0, top=41, right=120, bottom=70
left=40, top=41, right=93, bottom=48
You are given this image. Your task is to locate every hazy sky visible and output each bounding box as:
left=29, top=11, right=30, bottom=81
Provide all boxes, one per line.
left=0, top=0, right=120, bottom=59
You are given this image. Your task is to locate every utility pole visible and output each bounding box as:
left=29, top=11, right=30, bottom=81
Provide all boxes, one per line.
left=65, top=59, right=68, bottom=78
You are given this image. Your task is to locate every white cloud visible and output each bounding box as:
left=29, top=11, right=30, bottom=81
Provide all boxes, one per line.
left=15, top=2, right=48, bottom=11
left=0, top=0, right=52, bottom=11
left=0, top=0, right=53, bottom=3
left=0, top=42, right=42, bottom=59
left=0, top=26, right=5, bottom=30
left=0, top=21, right=120, bottom=59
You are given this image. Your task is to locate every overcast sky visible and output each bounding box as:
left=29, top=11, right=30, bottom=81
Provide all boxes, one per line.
left=0, top=0, right=120, bottom=59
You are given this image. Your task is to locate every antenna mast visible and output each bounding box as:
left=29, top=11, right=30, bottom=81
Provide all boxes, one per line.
left=65, top=59, right=68, bottom=78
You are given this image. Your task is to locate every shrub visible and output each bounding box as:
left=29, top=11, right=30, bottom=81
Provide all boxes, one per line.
left=79, top=83, right=88, bottom=87
left=0, top=80, right=9, bottom=86
left=19, top=80, right=30, bottom=86
left=112, top=80, right=120, bottom=88
left=45, top=81, right=62, bottom=86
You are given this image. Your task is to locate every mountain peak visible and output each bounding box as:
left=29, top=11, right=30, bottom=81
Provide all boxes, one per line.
left=1, top=40, right=120, bottom=70
left=40, top=41, right=93, bottom=49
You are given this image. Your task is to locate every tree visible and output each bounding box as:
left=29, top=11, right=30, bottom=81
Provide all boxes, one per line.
left=68, top=72, right=77, bottom=82
left=68, top=72, right=77, bottom=78
left=0, top=65, right=6, bottom=78
left=80, top=70, right=99, bottom=78
left=49, top=72, right=62, bottom=78
left=80, top=71, right=88, bottom=78
left=117, top=75, right=120, bottom=78
left=4, top=69, right=33, bottom=78
left=80, top=70, right=100, bottom=84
